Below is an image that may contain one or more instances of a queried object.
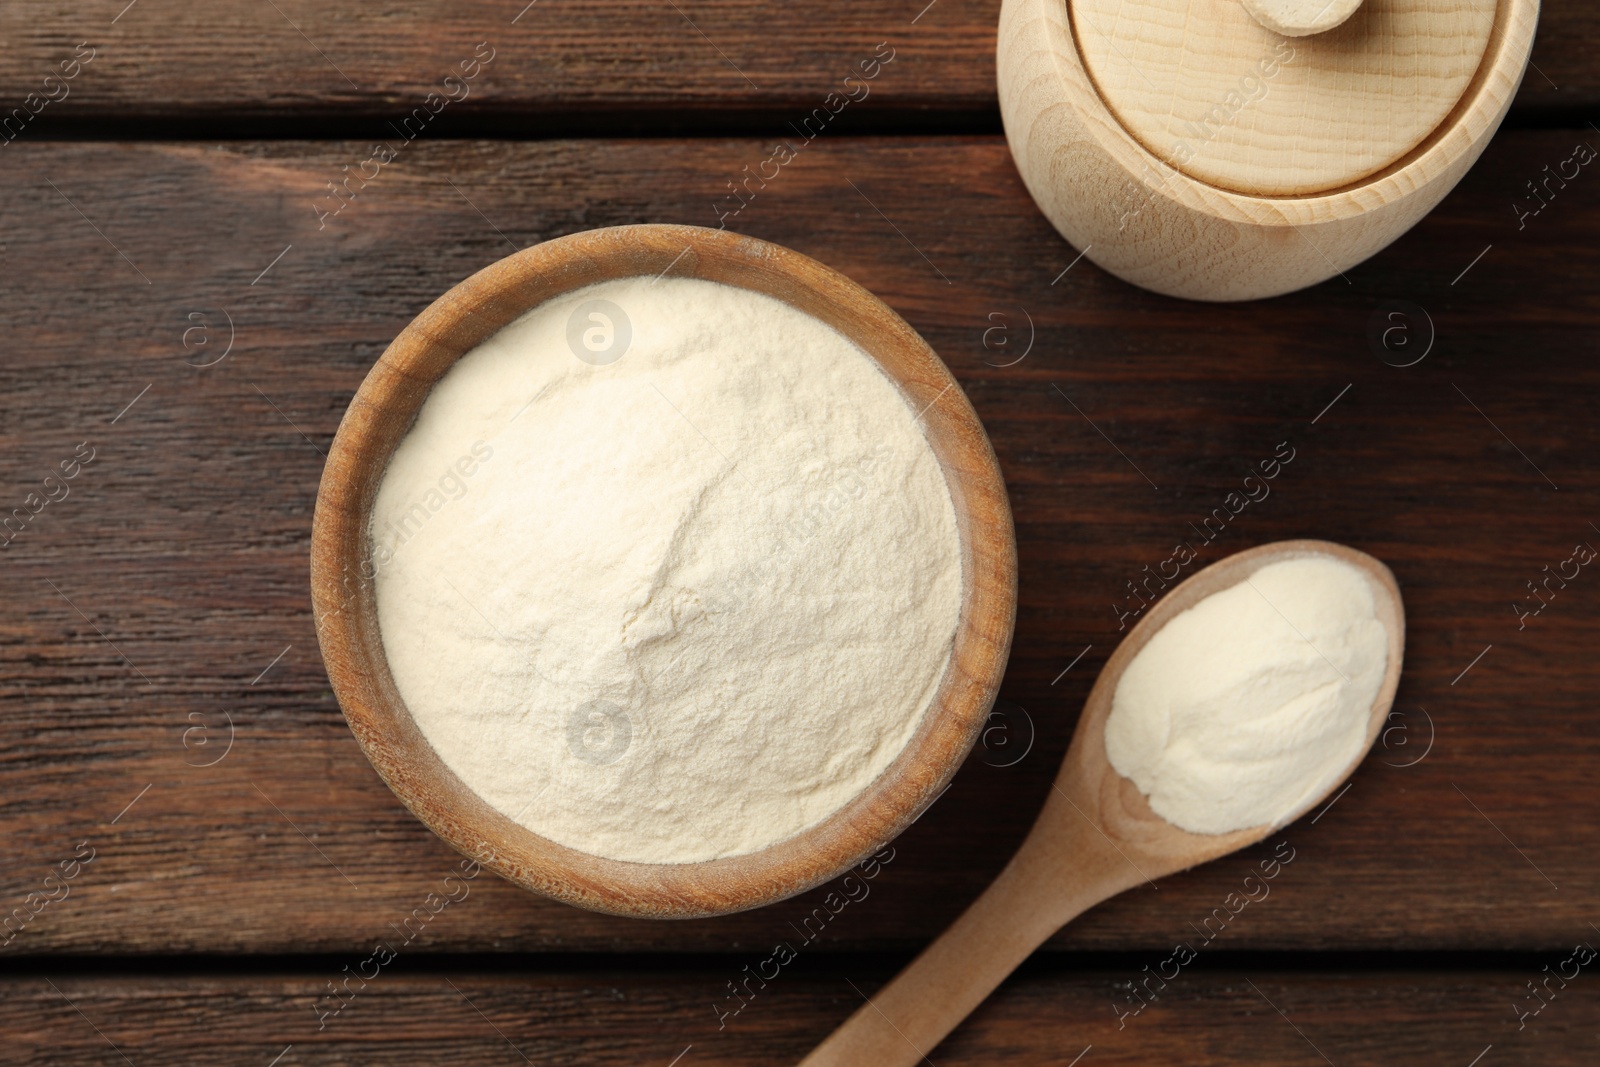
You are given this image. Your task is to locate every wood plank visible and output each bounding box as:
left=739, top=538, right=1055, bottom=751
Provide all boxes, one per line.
left=0, top=0, right=1589, bottom=131
left=0, top=129, right=1597, bottom=956
left=6, top=963, right=1592, bottom=1065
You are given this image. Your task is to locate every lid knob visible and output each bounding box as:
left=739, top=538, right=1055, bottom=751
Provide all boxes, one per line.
left=1241, top=0, right=1363, bottom=35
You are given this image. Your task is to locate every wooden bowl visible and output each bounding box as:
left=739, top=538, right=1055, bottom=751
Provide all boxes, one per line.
left=997, top=0, right=1539, bottom=300
left=310, top=224, right=1017, bottom=918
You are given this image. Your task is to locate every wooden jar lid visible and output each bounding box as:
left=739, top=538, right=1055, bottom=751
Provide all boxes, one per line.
left=1072, top=0, right=1498, bottom=195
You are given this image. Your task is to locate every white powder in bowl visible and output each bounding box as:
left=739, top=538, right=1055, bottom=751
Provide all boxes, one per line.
left=1103, top=556, right=1388, bottom=835
left=370, top=275, right=963, bottom=865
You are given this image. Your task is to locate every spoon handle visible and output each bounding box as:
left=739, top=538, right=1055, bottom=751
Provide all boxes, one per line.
left=798, top=810, right=1127, bottom=1066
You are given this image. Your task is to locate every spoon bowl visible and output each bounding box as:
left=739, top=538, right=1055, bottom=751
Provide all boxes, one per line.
left=801, top=539, right=1404, bottom=1066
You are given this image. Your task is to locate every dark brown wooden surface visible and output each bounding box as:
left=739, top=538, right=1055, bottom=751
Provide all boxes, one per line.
left=2, top=130, right=1597, bottom=959
left=3, top=2, right=1599, bottom=1061
left=0, top=0, right=1592, bottom=129
left=7, top=962, right=1595, bottom=1065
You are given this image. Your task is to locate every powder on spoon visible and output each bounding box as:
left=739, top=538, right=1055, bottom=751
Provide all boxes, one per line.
left=1103, top=555, right=1388, bottom=835
left=370, top=275, right=963, bottom=864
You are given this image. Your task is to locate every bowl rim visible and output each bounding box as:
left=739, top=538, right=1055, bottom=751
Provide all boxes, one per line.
left=310, top=223, right=1017, bottom=918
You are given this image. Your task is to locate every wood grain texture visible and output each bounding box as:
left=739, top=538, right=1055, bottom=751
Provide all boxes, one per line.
left=310, top=223, right=1016, bottom=918
left=802, top=540, right=1405, bottom=1066
left=999, top=0, right=1538, bottom=299
left=0, top=131, right=1598, bottom=956
left=5, top=963, right=1594, bottom=1065
left=0, top=0, right=1591, bottom=127
left=1074, top=0, right=1497, bottom=195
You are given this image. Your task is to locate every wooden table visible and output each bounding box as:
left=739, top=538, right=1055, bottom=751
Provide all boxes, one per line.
left=2, top=2, right=1597, bottom=1063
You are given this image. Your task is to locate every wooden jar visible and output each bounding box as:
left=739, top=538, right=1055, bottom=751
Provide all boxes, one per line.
left=997, top=0, right=1539, bottom=301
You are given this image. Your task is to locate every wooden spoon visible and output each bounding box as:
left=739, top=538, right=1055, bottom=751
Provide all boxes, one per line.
left=799, top=539, right=1405, bottom=1066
